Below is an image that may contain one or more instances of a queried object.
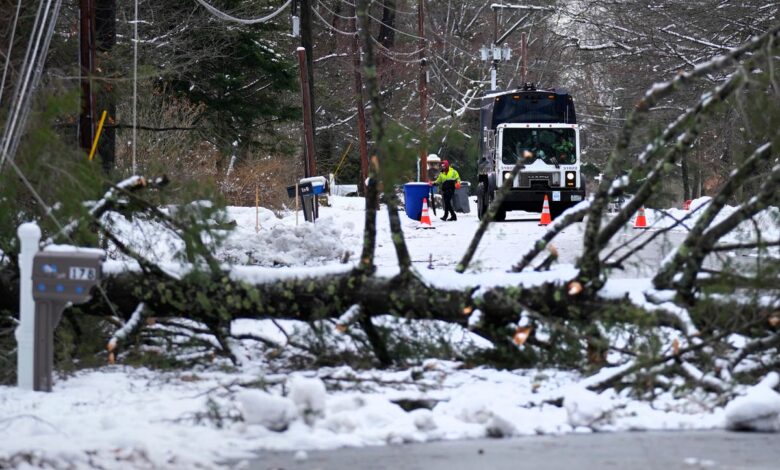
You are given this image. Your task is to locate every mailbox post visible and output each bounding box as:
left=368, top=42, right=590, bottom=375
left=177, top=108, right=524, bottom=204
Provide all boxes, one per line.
left=29, top=250, right=103, bottom=392
left=287, top=176, right=327, bottom=223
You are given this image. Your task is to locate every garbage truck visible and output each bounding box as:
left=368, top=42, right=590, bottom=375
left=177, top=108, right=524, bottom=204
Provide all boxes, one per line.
left=476, top=83, right=586, bottom=221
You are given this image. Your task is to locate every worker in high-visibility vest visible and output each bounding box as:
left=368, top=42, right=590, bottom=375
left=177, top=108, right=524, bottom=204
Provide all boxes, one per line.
left=432, top=160, right=461, bottom=221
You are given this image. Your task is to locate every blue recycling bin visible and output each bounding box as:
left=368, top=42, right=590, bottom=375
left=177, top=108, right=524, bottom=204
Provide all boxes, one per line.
left=403, top=182, right=432, bottom=220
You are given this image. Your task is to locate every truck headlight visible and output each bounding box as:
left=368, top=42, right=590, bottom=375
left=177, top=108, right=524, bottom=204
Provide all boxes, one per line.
left=565, top=171, right=576, bottom=187
left=504, top=172, right=513, bottom=180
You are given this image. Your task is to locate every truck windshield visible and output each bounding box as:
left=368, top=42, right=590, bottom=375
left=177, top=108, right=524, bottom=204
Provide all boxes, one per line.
left=501, top=128, right=576, bottom=165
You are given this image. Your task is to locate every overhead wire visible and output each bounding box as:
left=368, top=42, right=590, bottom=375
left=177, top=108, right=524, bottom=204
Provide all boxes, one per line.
left=193, top=0, right=292, bottom=24
left=7, top=0, right=63, bottom=164
left=1, top=0, right=52, bottom=170
left=0, top=0, right=23, bottom=108
left=317, top=0, right=355, bottom=22
left=312, top=4, right=356, bottom=36
left=372, top=41, right=424, bottom=63
left=337, top=0, right=417, bottom=16
left=315, top=0, right=546, bottom=144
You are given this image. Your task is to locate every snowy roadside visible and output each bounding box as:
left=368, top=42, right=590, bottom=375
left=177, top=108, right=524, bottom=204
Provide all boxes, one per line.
left=2, top=195, right=778, bottom=469
left=0, top=360, right=730, bottom=469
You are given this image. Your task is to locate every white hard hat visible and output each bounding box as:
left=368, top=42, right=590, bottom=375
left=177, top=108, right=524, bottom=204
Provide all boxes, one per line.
left=427, top=153, right=441, bottom=163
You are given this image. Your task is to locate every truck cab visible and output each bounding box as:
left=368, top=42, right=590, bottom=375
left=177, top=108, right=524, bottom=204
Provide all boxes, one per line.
left=476, top=85, right=586, bottom=221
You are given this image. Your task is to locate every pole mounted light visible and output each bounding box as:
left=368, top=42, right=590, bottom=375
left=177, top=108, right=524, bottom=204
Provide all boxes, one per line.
left=480, top=43, right=511, bottom=90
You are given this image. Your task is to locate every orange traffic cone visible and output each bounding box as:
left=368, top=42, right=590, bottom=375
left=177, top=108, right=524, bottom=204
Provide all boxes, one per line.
left=634, top=207, right=648, bottom=229
left=419, top=197, right=434, bottom=229
left=538, top=195, right=552, bottom=226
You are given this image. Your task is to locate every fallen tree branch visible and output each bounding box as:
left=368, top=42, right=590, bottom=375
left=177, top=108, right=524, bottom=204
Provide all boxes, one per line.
left=578, top=24, right=780, bottom=289
left=457, top=161, right=525, bottom=273
left=654, top=142, right=773, bottom=290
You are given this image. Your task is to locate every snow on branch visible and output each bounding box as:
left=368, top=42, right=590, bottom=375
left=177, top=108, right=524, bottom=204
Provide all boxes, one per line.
left=644, top=23, right=780, bottom=104
left=336, top=304, right=362, bottom=332
left=43, top=176, right=149, bottom=246
left=680, top=361, right=728, bottom=393
left=106, top=303, right=148, bottom=363
left=107, top=303, right=146, bottom=351
left=660, top=26, right=734, bottom=51
left=490, top=3, right=555, bottom=13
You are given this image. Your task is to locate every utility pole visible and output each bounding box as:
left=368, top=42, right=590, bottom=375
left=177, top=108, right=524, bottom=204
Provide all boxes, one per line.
left=482, top=3, right=530, bottom=90
left=95, top=0, right=116, bottom=173
left=299, top=0, right=316, bottom=168
left=297, top=47, right=316, bottom=178
left=79, top=0, right=96, bottom=155
left=417, top=0, right=428, bottom=181
left=351, top=14, right=369, bottom=195
left=520, top=32, right=527, bottom=85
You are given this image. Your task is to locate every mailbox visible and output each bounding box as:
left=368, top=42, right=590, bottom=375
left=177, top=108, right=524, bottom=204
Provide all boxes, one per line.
left=33, top=251, right=103, bottom=303
left=286, top=181, right=313, bottom=199
left=30, top=250, right=103, bottom=392
left=300, top=176, right=327, bottom=195
left=286, top=177, right=328, bottom=223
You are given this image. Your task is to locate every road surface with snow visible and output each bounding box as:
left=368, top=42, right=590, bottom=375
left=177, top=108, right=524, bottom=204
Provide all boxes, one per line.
left=251, top=430, right=780, bottom=470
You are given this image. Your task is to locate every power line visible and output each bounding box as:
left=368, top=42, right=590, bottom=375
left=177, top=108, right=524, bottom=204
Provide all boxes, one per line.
left=337, top=0, right=417, bottom=17
left=0, top=0, right=23, bottom=108
left=193, top=0, right=292, bottom=24
left=317, top=0, right=355, bottom=22
left=367, top=11, right=426, bottom=41
left=1, top=0, right=61, bottom=171
left=312, top=4, right=355, bottom=36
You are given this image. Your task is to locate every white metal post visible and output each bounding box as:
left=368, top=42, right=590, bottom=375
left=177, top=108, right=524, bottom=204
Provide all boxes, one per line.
left=16, top=222, right=40, bottom=390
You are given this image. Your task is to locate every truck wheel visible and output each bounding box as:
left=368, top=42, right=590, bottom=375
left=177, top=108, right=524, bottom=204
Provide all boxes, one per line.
left=477, top=182, right=489, bottom=220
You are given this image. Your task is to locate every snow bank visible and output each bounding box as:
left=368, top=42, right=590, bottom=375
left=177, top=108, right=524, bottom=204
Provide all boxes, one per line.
left=289, top=376, right=327, bottom=424
left=237, top=389, right=298, bottom=431
left=0, top=364, right=728, bottom=468
left=219, top=214, right=349, bottom=267
left=563, top=386, right=615, bottom=430
left=724, top=373, right=780, bottom=432
left=640, top=197, right=780, bottom=252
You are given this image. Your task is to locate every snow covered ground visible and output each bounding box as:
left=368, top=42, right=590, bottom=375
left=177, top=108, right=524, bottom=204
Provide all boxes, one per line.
left=2, top=194, right=778, bottom=468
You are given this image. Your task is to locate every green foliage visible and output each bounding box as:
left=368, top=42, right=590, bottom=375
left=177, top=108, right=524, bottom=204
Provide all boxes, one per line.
left=376, top=318, right=470, bottom=365
left=376, top=122, right=419, bottom=188
left=0, top=312, right=17, bottom=385
left=54, top=311, right=114, bottom=373
left=0, top=90, right=104, bottom=256
left=159, top=1, right=299, bottom=152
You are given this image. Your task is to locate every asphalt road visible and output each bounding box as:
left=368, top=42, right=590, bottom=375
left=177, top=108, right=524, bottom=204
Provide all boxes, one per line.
left=388, top=205, right=696, bottom=278
left=385, top=203, right=754, bottom=279
left=249, top=431, right=780, bottom=470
